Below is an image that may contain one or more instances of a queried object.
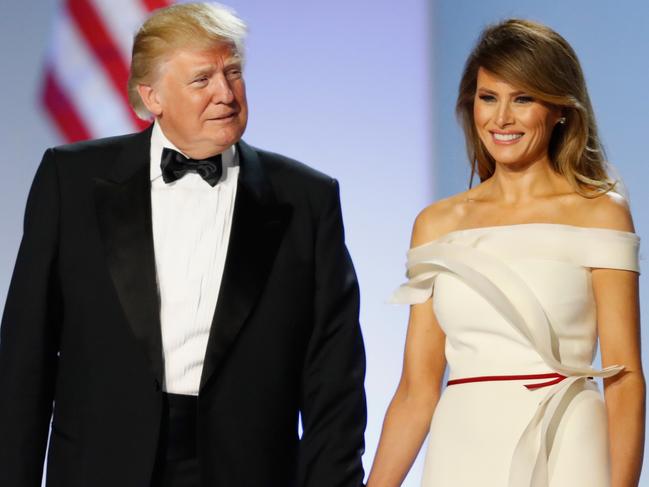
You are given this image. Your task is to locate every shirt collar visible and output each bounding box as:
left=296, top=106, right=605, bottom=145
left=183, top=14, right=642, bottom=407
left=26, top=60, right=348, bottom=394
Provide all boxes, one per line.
left=150, top=119, right=238, bottom=183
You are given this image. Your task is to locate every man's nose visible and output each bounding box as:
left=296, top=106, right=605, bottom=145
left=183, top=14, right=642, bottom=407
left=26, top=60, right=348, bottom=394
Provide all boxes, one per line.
left=210, top=74, right=234, bottom=104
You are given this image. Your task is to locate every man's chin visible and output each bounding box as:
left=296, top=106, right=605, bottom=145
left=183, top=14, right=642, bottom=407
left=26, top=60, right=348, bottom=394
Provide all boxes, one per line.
left=216, top=128, right=246, bottom=146
left=192, top=135, right=243, bottom=158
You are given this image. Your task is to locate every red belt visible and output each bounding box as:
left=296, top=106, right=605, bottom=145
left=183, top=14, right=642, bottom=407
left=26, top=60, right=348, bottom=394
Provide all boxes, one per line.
left=447, top=372, right=567, bottom=390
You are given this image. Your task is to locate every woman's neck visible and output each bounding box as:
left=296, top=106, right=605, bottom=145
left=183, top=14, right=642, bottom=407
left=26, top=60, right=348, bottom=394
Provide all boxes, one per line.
left=483, top=157, right=572, bottom=205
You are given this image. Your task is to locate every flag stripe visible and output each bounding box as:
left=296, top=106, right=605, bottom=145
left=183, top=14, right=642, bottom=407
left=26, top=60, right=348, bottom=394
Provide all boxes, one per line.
left=66, top=0, right=147, bottom=130
left=141, top=0, right=171, bottom=12
left=92, top=0, right=149, bottom=65
left=42, top=68, right=92, bottom=142
left=53, top=10, right=138, bottom=138
left=42, top=0, right=171, bottom=142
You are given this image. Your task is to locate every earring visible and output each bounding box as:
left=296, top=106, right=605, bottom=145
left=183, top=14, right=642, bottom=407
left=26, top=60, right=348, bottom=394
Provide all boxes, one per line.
left=558, top=117, right=567, bottom=125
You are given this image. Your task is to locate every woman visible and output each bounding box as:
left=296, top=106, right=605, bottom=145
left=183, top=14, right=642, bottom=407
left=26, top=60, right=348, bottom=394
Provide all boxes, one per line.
left=367, top=19, right=644, bottom=487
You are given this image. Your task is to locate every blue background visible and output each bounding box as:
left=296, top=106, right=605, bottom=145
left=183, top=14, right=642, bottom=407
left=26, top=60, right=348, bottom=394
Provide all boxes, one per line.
left=0, top=1, right=647, bottom=485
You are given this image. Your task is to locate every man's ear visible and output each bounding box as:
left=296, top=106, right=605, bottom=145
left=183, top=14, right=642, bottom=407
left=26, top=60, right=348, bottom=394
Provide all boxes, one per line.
left=137, top=84, right=163, bottom=116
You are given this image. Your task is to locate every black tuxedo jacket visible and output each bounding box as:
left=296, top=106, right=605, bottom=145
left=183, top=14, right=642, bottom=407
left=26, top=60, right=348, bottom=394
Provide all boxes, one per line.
left=0, top=127, right=366, bottom=487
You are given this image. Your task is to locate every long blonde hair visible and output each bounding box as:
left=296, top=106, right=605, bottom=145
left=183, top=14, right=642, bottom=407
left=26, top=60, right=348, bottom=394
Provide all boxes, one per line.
left=456, top=19, right=614, bottom=196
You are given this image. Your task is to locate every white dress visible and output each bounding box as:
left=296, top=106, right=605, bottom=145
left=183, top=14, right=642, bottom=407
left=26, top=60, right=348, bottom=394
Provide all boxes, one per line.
left=391, top=224, right=640, bottom=487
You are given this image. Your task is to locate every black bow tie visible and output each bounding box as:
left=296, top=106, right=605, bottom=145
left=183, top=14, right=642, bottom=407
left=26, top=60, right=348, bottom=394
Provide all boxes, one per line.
left=160, top=147, right=223, bottom=186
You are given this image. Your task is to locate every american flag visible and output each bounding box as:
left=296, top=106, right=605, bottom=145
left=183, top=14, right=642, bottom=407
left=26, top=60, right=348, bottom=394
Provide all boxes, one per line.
left=41, top=0, right=174, bottom=142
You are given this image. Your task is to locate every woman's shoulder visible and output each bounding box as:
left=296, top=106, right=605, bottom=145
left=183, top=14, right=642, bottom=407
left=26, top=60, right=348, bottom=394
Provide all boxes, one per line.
left=411, top=187, right=635, bottom=247
left=568, top=190, right=635, bottom=233
left=411, top=190, right=475, bottom=247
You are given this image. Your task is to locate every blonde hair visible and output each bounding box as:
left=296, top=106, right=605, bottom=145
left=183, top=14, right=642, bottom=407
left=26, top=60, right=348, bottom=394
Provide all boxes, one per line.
left=128, top=2, right=247, bottom=119
left=456, top=19, right=614, bottom=196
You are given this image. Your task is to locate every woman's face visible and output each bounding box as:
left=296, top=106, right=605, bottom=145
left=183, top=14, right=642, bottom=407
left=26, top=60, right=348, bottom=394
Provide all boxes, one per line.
left=473, top=67, right=562, bottom=168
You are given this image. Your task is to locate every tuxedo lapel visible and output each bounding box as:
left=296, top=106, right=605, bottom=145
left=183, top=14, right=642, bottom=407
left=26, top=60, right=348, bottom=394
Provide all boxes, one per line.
left=93, top=132, right=288, bottom=390
left=200, top=140, right=291, bottom=390
left=93, top=126, right=164, bottom=385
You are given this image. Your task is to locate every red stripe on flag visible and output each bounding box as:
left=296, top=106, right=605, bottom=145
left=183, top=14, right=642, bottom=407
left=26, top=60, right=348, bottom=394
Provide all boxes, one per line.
left=141, top=0, right=172, bottom=12
left=66, top=0, right=149, bottom=131
left=42, top=68, right=92, bottom=142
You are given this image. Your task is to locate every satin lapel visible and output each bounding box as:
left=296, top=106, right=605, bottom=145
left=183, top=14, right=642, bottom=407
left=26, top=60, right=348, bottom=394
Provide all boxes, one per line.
left=200, top=140, right=291, bottom=390
left=93, top=126, right=163, bottom=384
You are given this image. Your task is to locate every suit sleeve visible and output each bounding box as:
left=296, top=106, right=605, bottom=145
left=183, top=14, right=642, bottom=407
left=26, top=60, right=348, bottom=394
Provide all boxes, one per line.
left=0, top=149, right=62, bottom=487
left=297, top=179, right=367, bottom=487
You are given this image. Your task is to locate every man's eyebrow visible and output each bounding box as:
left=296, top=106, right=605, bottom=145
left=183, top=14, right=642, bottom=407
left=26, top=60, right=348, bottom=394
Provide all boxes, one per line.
left=189, top=59, right=242, bottom=76
left=189, top=65, right=216, bottom=77
left=224, top=57, right=242, bottom=68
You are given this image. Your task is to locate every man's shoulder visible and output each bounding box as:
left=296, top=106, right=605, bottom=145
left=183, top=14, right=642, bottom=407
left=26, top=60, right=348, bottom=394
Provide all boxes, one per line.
left=245, top=143, right=334, bottom=187
left=48, top=130, right=148, bottom=160
left=242, top=142, right=340, bottom=207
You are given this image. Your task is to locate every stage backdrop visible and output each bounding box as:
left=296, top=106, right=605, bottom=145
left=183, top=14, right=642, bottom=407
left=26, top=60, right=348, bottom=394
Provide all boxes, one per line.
left=1, top=1, right=648, bottom=486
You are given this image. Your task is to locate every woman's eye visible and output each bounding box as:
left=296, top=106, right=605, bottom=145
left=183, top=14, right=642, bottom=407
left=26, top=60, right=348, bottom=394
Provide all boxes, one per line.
left=478, top=94, right=496, bottom=102
left=515, top=96, right=533, bottom=104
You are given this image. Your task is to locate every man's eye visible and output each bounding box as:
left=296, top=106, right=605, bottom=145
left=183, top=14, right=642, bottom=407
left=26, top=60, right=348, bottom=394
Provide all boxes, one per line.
left=193, top=77, right=208, bottom=84
left=227, top=69, right=242, bottom=79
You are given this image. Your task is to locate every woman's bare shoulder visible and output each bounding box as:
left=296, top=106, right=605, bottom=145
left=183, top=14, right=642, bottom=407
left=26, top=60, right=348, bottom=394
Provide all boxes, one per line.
left=572, top=191, right=635, bottom=233
left=411, top=190, right=473, bottom=247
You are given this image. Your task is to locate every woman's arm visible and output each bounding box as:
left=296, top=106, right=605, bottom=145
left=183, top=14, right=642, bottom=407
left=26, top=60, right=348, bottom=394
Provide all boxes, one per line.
left=591, top=193, right=645, bottom=487
left=366, top=209, right=449, bottom=487
left=365, top=296, right=446, bottom=487
left=595, top=267, right=645, bottom=487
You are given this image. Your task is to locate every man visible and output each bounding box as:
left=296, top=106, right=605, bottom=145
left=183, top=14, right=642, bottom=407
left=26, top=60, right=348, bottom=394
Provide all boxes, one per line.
left=0, top=3, right=366, bottom=486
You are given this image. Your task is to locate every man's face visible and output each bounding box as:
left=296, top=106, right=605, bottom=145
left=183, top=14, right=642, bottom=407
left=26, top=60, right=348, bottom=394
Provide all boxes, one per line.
left=142, top=43, right=248, bottom=159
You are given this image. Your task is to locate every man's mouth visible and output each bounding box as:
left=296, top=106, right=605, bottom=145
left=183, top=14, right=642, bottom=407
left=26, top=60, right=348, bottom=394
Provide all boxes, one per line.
left=208, top=112, right=237, bottom=122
